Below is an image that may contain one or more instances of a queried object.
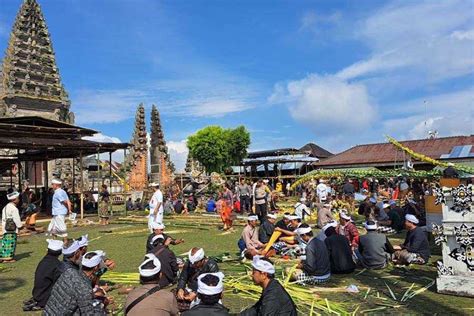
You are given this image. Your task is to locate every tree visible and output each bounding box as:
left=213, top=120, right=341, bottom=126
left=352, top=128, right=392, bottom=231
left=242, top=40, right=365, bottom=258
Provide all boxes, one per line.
left=187, top=125, right=251, bottom=173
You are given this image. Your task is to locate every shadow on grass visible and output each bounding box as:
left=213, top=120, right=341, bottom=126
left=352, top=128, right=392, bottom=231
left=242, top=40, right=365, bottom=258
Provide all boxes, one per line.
left=14, top=251, right=33, bottom=262
left=0, top=277, right=26, bottom=297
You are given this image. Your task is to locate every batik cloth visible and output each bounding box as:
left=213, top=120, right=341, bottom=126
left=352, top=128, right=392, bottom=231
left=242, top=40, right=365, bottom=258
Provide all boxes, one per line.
left=99, top=200, right=110, bottom=219
left=0, top=232, right=17, bottom=260
left=294, top=270, right=330, bottom=286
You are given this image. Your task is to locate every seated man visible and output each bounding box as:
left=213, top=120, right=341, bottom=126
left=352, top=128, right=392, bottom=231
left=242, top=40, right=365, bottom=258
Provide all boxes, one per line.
left=316, top=221, right=337, bottom=242
left=378, top=201, right=404, bottom=232
left=125, top=255, right=179, bottom=315
left=206, top=197, right=217, bottom=213
left=146, top=222, right=184, bottom=253
left=176, top=248, right=219, bottom=311
left=357, top=221, right=394, bottom=269
left=44, top=251, right=109, bottom=315
left=23, top=239, right=64, bottom=311
left=126, top=198, right=134, bottom=212
left=294, top=198, right=311, bottom=221
left=149, top=235, right=179, bottom=288
left=324, top=226, right=355, bottom=274
left=317, top=203, right=334, bottom=228
left=241, top=257, right=297, bottom=316
left=337, top=211, right=359, bottom=251
left=60, top=239, right=83, bottom=272
left=258, top=213, right=277, bottom=244
left=294, top=224, right=331, bottom=285
left=241, top=215, right=264, bottom=257
left=392, top=214, right=430, bottom=265
left=182, top=272, right=229, bottom=316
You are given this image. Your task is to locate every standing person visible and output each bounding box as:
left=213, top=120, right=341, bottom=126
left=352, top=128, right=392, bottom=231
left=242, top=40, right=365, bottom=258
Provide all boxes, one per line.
left=337, top=211, right=359, bottom=251
left=44, top=251, right=109, bottom=315
left=148, top=182, right=164, bottom=233
left=125, top=255, right=179, bottom=315
left=357, top=221, right=394, bottom=269
left=221, top=184, right=234, bottom=231
left=316, top=180, right=329, bottom=203
left=294, top=225, right=331, bottom=285
left=238, top=179, right=251, bottom=214
left=392, top=215, right=430, bottom=265
left=23, top=239, right=64, bottom=311
left=241, top=256, right=297, bottom=316
left=48, top=179, right=71, bottom=242
left=1, top=191, right=23, bottom=263
left=182, top=272, right=230, bottom=316
left=253, top=180, right=268, bottom=222
left=98, top=184, right=110, bottom=226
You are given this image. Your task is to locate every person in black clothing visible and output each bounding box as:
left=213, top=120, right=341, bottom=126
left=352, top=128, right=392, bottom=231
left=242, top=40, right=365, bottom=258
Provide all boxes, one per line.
left=183, top=272, right=229, bottom=316
left=176, top=248, right=219, bottom=311
left=393, top=214, right=430, bottom=265
left=23, top=239, right=64, bottom=311
left=342, top=179, right=355, bottom=197
left=241, top=257, right=297, bottom=316
left=146, top=222, right=184, bottom=253
left=324, top=226, right=355, bottom=274
left=149, top=235, right=179, bottom=288
left=274, top=213, right=292, bottom=230
left=258, top=213, right=277, bottom=244
left=295, top=224, right=331, bottom=285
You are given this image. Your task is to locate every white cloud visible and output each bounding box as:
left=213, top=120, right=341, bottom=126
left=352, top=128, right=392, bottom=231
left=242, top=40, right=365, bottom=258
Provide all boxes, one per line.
left=269, top=74, right=377, bottom=134
left=82, top=133, right=126, bottom=162
left=167, top=140, right=188, bottom=172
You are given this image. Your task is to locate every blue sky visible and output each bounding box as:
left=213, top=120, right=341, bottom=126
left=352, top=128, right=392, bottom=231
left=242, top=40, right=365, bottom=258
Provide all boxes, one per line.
left=1, top=0, right=473, bottom=170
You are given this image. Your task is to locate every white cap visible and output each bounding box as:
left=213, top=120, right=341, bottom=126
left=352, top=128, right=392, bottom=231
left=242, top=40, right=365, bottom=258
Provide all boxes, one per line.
left=247, top=215, right=258, bottom=221
left=267, top=213, right=277, bottom=219
left=364, top=221, right=377, bottom=230
left=339, top=211, right=351, bottom=220
left=405, top=214, right=419, bottom=224
left=77, top=234, right=89, bottom=248
left=151, top=222, right=165, bottom=230
left=139, top=256, right=162, bottom=277
left=151, top=234, right=165, bottom=245
left=149, top=182, right=160, bottom=187
left=322, top=221, right=337, bottom=232
left=82, top=250, right=106, bottom=268
left=251, top=256, right=275, bottom=274
left=197, top=272, right=225, bottom=295
left=62, top=240, right=81, bottom=255
left=7, top=191, right=20, bottom=201
left=47, top=239, right=63, bottom=251
left=188, top=248, right=205, bottom=264
left=51, top=179, right=62, bottom=185
left=296, top=226, right=312, bottom=235
left=287, top=214, right=301, bottom=221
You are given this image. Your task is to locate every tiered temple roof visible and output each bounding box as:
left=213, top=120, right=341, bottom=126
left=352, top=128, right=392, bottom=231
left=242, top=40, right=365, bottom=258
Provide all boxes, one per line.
left=127, top=104, right=148, bottom=190
left=150, top=104, right=172, bottom=186
left=0, top=0, right=72, bottom=122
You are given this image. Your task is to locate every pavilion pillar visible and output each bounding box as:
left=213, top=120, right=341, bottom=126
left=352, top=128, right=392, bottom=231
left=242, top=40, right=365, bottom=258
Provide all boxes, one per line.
left=109, top=151, right=113, bottom=216
left=10, top=163, right=13, bottom=188
left=80, top=151, right=84, bottom=220
left=72, top=158, right=76, bottom=193
left=34, top=161, right=37, bottom=191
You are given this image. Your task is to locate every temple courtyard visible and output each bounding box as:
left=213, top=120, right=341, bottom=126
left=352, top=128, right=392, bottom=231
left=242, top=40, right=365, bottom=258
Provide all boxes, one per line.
left=1, top=209, right=473, bottom=315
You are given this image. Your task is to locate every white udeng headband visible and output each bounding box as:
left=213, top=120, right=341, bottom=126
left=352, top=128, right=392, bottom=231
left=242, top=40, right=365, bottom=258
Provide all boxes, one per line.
left=139, top=256, right=162, bottom=277
left=197, top=272, right=225, bottom=295
left=322, top=221, right=337, bottom=232
left=247, top=215, right=258, bottom=221
left=252, top=256, right=275, bottom=274
left=296, top=226, right=312, bottom=235
left=151, top=234, right=165, bottom=244
left=62, top=240, right=80, bottom=255
left=189, top=248, right=205, bottom=264
left=151, top=222, right=165, bottom=230
left=339, top=211, right=351, bottom=220
left=77, top=234, right=89, bottom=248
left=405, top=214, right=419, bottom=224
left=47, top=239, right=63, bottom=251
left=51, top=179, right=62, bottom=185
left=365, top=222, right=377, bottom=230
left=287, top=215, right=301, bottom=220
left=267, top=213, right=277, bottom=219
left=7, top=191, right=20, bottom=200
left=82, top=250, right=106, bottom=268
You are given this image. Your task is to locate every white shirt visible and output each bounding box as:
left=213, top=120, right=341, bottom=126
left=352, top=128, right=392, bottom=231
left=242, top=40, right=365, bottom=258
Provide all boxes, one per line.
left=316, top=183, right=329, bottom=200
left=294, top=202, right=311, bottom=218
left=149, top=189, right=163, bottom=215
left=2, top=202, right=22, bottom=234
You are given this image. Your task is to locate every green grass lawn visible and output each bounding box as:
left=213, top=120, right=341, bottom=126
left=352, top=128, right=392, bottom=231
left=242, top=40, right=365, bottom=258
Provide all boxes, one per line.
left=1, top=213, right=473, bottom=315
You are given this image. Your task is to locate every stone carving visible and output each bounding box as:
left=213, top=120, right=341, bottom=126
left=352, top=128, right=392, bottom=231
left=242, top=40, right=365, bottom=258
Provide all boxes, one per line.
left=432, top=223, right=447, bottom=245
left=433, top=187, right=446, bottom=205
left=454, top=223, right=474, bottom=247
left=437, top=261, right=454, bottom=276
left=449, top=245, right=474, bottom=271
left=451, top=184, right=473, bottom=216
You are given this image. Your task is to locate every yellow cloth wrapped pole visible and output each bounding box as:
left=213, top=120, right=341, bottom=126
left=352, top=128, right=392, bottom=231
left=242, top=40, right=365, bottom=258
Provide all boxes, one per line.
left=262, top=231, right=282, bottom=254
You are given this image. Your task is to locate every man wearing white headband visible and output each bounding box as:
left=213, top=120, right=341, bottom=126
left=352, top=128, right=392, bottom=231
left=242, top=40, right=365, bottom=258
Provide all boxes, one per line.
left=45, top=251, right=109, bottom=315
left=176, top=247, right=219, bottom=310
left=48, top=179, right=71, bottom=242
left=183, top=272, right=229, bottom=315
left=24, top=239, right=64, bottom=311
left=148, top=182, right=164, bottom=233
left=258, top=213, right=277, bottom=244
left=293, top=224, right=331, bottom=285
left=147, top=234, right=179, bottom=288
left=1, top=190, right=23, bottom=263
left=146, top=222, right=184, bottom=253
left=294, top=198, right=311, bottom=221
left=61, top=239, right=83, bottom=272
left=241, top=256, right=296, bottom=316
left=323, top=222, right=356, bottom=274
left=392, top=214, right=430, bottom=265
left=356, top=221, right=395, bottom=269
left=337, top=211, right=359, bottom=251
left=240, top=215, right=264, bottom=258
left=125, top=256, right=179, bottom=315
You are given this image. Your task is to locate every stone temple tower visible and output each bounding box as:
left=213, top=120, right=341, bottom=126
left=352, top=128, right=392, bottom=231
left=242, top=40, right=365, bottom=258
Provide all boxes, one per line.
left=149, top=104, right=172, bottom=188
left=126, top=104, right=148, bottom=191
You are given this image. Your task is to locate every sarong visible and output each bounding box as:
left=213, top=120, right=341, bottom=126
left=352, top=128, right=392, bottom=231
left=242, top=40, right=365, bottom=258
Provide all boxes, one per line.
left=99, top=200, right=110, bottom=218
left=0, top=232, right=17, bottom=260
left=47, top=215, right=68, bottom=237
left=220, top=201, right=233, bottom=227
left=294, top=269, right=330, bottom=285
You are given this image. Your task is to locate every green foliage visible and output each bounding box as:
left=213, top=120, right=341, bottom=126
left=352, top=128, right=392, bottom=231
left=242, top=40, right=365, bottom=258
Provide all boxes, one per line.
left=187, top=125, right=250, bottom=173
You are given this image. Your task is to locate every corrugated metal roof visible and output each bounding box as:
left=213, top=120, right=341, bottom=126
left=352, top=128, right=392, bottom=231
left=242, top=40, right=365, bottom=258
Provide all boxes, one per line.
left=316, top=135, right=474, bottom=167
